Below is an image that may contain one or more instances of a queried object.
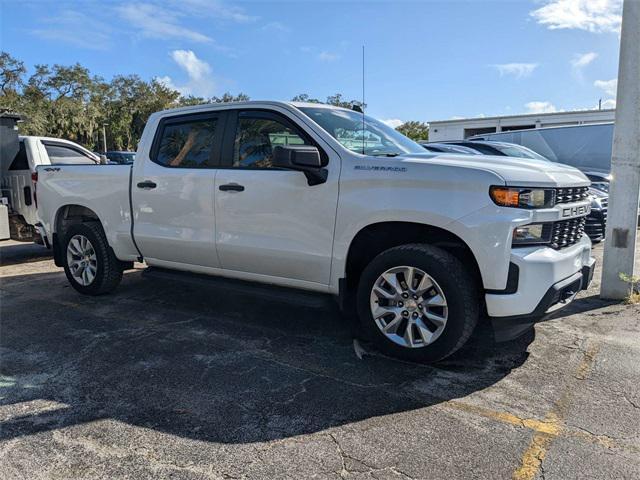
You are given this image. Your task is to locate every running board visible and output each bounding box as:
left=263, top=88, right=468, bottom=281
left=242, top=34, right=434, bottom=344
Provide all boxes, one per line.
left=142, top=267, right=332, bottom=309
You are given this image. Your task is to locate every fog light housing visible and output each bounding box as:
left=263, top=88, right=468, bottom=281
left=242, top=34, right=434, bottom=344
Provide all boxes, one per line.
left=512, top=223, right=552, bottom=246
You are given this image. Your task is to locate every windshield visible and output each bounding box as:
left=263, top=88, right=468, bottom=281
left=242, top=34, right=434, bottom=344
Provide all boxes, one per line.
left=490, top=144, right=549, bottom=161
left=298, top=107, right=426, bottom=156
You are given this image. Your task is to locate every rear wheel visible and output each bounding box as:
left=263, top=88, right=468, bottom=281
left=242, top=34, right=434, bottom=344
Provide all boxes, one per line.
left=357, top=243, right=479, bottom=363
left=63, top=222, right=123, bottom=295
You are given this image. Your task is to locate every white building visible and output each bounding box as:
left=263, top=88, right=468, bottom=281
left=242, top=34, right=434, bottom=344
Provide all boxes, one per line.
left=428, top=109, right=615, bottom=141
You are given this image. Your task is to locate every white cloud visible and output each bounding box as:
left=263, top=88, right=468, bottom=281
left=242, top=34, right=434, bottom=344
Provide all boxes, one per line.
left=600, top=99, right=616, bottom=109
left=492, top=63, right=539, bottom=78
left=525, top=101, right=558, bottom=114
left=261, top=21, right=290, bottom=33
left=117, top=3, right=212, bottom=43
left=594, top=78, right=618, bottom=96
left=382, top=119, right=404, bottom=128
left=530, top=0, right=622, bottom=33
left=571, top=52, right=598, bottom=69
left=175, top=0, right=257, bottom=23
left=318, top=51, right=340, bottom=62
left=30, top=10, right=112, bottom=50
left=158, top=50, right=215, bottom=97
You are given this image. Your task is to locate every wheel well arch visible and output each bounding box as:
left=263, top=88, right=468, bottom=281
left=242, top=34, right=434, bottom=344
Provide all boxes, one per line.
left=55, top=204, right=101, bottom=235
left=343, top=222, right=483, bottom=292
left=52, top=204, right=102, bottom=267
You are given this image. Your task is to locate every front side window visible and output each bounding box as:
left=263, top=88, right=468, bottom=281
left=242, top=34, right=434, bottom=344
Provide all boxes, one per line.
left=233, top=113, right=309, bottom=168
left=156, top=117, right=217, bottom=168
left=299, top=106, right=426, bottom=157
left=44, top=144, right=97, bottom=165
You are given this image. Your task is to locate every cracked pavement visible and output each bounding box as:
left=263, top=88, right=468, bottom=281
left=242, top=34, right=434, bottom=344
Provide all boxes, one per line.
left=1, top=239, right=639, bottom=479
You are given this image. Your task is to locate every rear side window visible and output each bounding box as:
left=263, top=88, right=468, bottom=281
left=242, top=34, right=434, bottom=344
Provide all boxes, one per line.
left=44, top=143, right=96, bottom=165
left=233, top=112, right=310, bottom=168
left=9, top=142, right=28, bottom=170
left=155, top=117, right=218, bottom=168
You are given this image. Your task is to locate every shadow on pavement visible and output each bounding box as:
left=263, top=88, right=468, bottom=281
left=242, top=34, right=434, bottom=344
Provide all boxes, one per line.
left=0, top=242, right=52, bottom=266
left=2, top=262, right=534, bottom=445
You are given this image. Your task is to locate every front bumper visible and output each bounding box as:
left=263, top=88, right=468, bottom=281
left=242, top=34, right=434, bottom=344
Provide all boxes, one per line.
left=485, top=234, right=595, bottom=341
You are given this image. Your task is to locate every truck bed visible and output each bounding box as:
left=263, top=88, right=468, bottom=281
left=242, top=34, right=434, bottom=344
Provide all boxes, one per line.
left=36, top=164, right=139, bottom=261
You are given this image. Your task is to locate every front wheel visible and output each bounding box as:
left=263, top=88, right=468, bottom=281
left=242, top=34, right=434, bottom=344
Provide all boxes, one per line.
left=63, top=222, right=123, bottom=295
left=357, top=244, right=479, bottom=363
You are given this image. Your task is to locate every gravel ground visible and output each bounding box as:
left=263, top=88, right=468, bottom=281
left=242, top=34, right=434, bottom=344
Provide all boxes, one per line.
left=1, top=239, right=639, bottom=480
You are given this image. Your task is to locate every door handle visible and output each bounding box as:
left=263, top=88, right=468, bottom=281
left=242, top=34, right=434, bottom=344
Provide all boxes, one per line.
left=137, top=180, right=157, bottom=189
left=219, top=183, right=245, bottom=192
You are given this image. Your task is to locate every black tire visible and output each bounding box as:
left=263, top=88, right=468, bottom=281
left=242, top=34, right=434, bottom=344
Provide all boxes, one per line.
left=356, top=243, right=479, bottom=363
left=62, top=222, right=123, bottom=295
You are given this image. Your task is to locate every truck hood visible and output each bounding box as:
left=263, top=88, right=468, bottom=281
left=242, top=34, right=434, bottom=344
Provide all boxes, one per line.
left=396, top=153, right=590, bottom=187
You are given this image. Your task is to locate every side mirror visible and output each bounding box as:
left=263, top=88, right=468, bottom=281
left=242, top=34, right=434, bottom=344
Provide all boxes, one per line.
left=273, top=145, right=327, bottom=185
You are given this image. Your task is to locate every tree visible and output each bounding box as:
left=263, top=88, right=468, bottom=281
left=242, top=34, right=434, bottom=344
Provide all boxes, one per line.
left=0, top=51, right=25, bottom=95
left=396, top=121, right=429, bottom=141
left=0, top=52, right=249, bottom=151
left=291, top=93, right=321, bottom=103
left=178, top=92, right=250, bottom=107
left=325, top=93, right=365, bottom=110
left=291, top=93, right=365, bottom=109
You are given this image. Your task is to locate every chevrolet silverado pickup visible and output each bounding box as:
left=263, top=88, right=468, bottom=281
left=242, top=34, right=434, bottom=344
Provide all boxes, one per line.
left=35, top=101, right=596, bottom=362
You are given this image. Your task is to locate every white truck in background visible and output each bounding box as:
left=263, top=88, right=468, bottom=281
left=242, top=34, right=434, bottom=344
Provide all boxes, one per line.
left=35, top=101, right=595, bottom=362
left=1, top=135, right=100, bottom=242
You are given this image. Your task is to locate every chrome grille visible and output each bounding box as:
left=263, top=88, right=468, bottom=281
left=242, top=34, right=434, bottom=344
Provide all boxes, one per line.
left=554, top=186, right=589, bottom=205
left=585, top=201, right=607, bottom=241
left=550, top=217, right=587, bottom=249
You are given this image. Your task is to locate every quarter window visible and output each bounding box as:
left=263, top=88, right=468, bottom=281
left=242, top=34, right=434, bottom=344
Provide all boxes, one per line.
left=233, top=114, right=309, bottom=168
left=156, top=117, right=218, bottom=168
left=44, top=144, right=96, bottom=165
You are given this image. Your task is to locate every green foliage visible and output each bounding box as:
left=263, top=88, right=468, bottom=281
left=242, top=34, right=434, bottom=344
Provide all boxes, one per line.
left=0, top=51, right=249, bottom=151
left=619, top=272, right=640, bottom=304
left=292, top=93, right=365, bottom=110
left=395, top=121, right=429, bottom=141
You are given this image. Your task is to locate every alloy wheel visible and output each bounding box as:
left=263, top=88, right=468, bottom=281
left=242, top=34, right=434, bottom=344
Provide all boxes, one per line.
left=66, top=234, right=98, bottom=286
left=369, top=265, right=448, bottom=348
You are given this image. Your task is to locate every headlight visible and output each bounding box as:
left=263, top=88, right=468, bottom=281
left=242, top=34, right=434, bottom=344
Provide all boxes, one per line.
left=512, top=223, right=552, bottom=246
left=490, top=186, right=555, bottom=209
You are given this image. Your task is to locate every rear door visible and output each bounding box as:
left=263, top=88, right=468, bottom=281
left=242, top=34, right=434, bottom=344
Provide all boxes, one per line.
left=214, top=108, right=339, bottom=286
left=131, top=111, right=224, bottom=268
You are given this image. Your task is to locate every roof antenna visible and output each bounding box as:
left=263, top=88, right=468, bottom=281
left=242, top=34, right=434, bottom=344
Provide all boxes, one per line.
left=361, top=45, right=365, bottom=155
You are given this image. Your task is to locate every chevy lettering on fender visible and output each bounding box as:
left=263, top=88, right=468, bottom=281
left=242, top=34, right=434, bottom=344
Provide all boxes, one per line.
left=34, top=101, right=596, bottom=363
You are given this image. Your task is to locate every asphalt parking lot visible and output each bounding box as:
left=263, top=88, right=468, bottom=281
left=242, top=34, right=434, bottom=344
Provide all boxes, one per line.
left=1, top=239, right=639, bottom=480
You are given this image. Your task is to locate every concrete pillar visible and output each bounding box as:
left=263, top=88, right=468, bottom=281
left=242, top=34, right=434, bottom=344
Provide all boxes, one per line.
left=601, top=0, right=640, bottom=299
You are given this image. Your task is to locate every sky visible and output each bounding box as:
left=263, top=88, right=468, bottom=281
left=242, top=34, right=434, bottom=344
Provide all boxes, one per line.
left=0, top=0, right=623, bottom=126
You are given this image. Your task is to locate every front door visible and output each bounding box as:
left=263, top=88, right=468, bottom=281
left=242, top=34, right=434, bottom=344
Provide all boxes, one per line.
left=132, top=111, right=223, bottom=268
left=214, top=109, right=339, bottom=286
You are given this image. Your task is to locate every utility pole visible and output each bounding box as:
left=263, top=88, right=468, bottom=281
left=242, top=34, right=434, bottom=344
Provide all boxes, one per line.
left=102, top=123, right=108, bottom=153
left=601, top=0, right=640, bottom=299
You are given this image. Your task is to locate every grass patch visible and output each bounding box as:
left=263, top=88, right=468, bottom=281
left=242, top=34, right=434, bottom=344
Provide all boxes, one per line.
left=619, top=273, right=640, bottom=304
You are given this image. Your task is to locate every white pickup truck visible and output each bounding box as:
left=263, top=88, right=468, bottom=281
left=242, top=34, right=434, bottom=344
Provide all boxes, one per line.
left=35, top=101, right=595, bottom=362
left=1, top=135, right=100, bottom=242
